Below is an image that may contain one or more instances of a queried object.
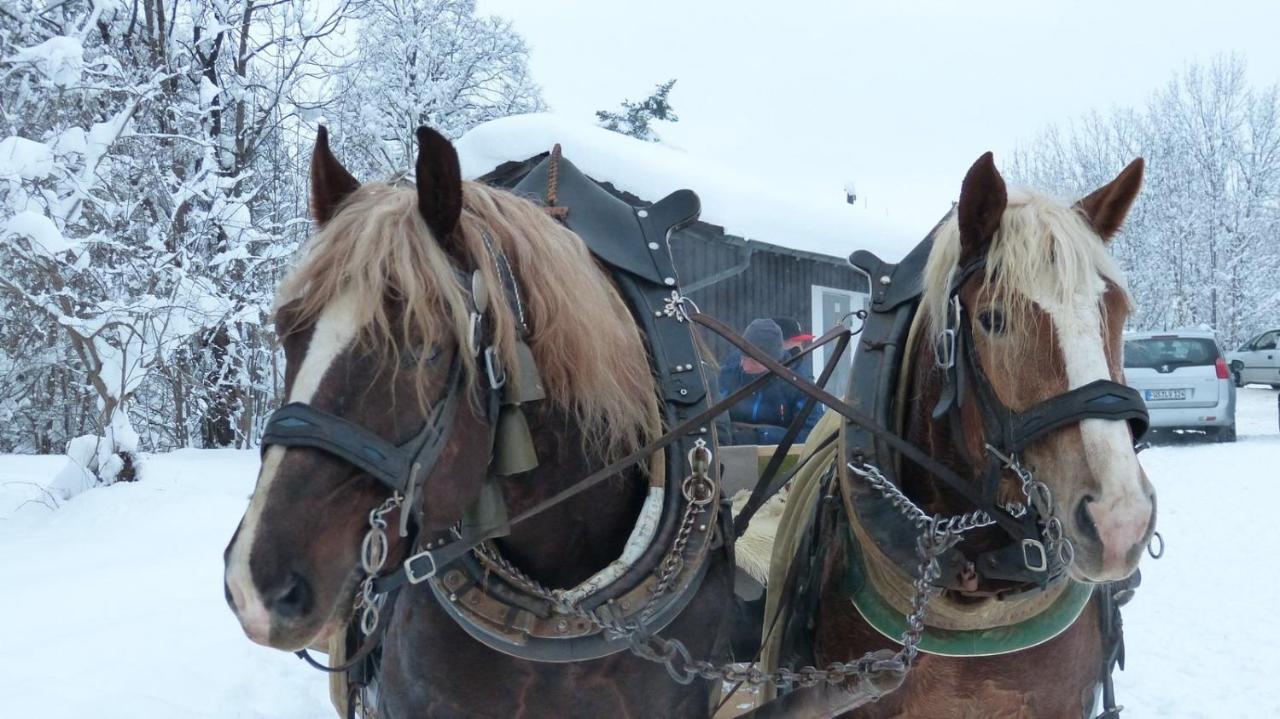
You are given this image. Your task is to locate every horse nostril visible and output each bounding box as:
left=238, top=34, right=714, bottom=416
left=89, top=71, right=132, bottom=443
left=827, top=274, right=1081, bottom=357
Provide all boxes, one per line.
left=1075, top=496, right=1101, bottom=546
left=267, top=572, right=313, bottom=619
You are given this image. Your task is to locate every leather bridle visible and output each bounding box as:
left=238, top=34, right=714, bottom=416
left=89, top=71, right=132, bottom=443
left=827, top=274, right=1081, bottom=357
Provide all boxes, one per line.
left=928, top=256, right=1150, bottom=578
left=261, top=355, right=465, bottom=501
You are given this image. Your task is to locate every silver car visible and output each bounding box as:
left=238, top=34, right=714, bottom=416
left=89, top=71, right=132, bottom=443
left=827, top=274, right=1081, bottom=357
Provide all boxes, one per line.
left=1226, top=328, right=1280, bottom=388
left=1123, top=330, right=1237, bottom=442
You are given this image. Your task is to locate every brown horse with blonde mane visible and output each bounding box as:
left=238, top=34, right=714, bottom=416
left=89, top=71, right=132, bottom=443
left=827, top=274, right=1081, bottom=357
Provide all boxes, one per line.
left=222, top=126, right=733, bottom=717
left=756, top=153, right=1157, bottom=717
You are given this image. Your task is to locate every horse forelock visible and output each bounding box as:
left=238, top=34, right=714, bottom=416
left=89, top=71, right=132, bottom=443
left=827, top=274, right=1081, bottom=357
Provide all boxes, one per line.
left=274, top=180, right=659, bottom=460
left=921, top=189, right=1132, bottom=361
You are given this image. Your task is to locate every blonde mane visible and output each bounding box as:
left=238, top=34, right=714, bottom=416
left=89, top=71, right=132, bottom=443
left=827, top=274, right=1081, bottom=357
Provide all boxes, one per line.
left=276, top=181, right=660, bottom=457
left=921, top=190, right=1131, bottom=348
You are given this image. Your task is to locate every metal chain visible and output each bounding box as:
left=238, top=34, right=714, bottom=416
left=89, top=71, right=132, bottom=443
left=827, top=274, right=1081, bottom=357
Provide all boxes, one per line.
left=354, top=493, right=403, bottom=635
left=604, top=455, right=1013, bottom=690
left=436, top=449, right=990, bottom=692
left=985, top=445, right=1075, bottom=569
left=848, top=461, right=999, bottom=538
left=466, top=440, right=718, bottom=628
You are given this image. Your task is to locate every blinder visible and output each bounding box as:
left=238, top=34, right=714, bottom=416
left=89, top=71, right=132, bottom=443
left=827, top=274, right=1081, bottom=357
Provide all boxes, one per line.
left=259, top=356, right=464, bottom=498
left=258, top=258, right=524, bottom=539
left=937, top=257, right=1149, bottom=455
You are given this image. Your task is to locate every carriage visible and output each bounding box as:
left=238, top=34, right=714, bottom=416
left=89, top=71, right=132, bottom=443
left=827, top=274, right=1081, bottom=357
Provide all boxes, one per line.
left=222, top=126, right=1159, bottom=718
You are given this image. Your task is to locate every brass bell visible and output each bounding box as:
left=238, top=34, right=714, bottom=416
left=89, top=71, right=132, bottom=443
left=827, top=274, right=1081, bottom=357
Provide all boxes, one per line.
left=503, top=340, right=546, bottom=405
left=492, top=403, right=539, bottom=476
left=462, top=475, right=509, bottom=538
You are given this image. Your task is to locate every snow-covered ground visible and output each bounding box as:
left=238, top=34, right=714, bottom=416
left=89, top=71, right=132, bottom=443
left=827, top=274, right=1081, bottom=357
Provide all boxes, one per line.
left=1, top=389, right=1277, bottom=718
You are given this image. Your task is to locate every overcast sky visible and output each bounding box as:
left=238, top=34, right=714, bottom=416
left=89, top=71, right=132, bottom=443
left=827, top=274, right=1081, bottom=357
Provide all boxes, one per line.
left=477, top=0, right=1280, bottom=250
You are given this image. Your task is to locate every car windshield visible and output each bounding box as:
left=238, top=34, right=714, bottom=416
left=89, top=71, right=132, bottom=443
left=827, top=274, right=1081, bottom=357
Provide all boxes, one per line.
left=1124, top=337, right=1219, bottom=369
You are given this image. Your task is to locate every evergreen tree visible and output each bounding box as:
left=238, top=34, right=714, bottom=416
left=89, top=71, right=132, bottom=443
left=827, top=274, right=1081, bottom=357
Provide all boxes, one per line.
left=596, top=79, right=679, bottom=142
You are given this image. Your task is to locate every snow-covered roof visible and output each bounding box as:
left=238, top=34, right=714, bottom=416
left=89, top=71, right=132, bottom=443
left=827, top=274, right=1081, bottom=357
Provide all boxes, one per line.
left=456, top=113, right=918, bottom=261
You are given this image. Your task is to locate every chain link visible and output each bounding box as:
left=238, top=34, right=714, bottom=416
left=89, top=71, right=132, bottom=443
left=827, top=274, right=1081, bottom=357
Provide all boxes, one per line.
left=354, top=494, right=402, bottom=636
left=984, top=445, right=1075, bottom=569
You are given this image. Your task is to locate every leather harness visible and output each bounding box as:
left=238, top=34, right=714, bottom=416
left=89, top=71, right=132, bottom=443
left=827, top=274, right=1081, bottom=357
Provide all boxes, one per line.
left=256, top=151, right=1148, bottom=715
left=262, top=153, right=729, bottom=668
left=842, top=238, right=1148, bottom=590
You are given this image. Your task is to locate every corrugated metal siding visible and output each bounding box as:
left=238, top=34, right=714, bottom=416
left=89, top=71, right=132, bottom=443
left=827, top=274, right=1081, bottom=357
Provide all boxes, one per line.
left=482, top=156, right=871, bottom=365
left=669, top=222, right=869, bottom=363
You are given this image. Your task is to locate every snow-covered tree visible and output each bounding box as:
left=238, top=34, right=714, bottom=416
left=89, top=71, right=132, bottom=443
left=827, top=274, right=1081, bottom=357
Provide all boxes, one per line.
left=319, top=0, right=545, bottom=179
left=0, top=0, right=356, bottom=465
left=0, top=0, right=548, bottom=468
left=596, top=78, right=679, bottom=143
left=1011, top=56, right=1280, bottom=348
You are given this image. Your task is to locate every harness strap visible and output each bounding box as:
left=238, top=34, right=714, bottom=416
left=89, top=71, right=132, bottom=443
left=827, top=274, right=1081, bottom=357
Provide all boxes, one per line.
left=374, top=326, right=850, bottom=594
left=261, top=358, right=464, bottom=497
left=294, top=587, right=402, bottom=673
left=733, top=326, right=852, bottom=536
left=694, top=312, right=1030, bottom=539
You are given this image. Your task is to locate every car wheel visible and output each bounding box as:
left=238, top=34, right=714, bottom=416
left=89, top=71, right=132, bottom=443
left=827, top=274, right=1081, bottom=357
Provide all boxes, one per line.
left=1216, top=424, right=1237, bottom=443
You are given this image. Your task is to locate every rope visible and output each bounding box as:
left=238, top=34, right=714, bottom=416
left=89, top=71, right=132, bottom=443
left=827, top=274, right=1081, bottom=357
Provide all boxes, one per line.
left=545, top=143, right=569, bottom=220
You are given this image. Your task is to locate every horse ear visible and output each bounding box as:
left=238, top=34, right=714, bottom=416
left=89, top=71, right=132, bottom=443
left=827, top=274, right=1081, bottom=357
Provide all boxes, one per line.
left=957, top=152, right=1007, bottom=264
left=1077, top=158, right=1144, bottom=242
left=414, top=126, right=464, bottom=250
left=310, top=126, right=360, bottom=226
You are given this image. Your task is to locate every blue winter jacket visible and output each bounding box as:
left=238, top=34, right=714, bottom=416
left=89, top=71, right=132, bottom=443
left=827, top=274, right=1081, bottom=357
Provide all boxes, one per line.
left=717, top=359, right=821, bottom=445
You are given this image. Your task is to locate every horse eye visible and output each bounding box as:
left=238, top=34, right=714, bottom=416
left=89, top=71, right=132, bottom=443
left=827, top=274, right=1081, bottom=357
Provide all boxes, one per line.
left=978, top=309, right=1006, bottom=335
left=400, top=345, right=440, bottom=367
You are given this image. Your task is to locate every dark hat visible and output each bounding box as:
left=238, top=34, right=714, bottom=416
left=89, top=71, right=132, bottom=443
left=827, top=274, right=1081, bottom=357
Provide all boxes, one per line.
left=742, top=319, right=785, bottom=361
left=772, top=317, right=814, bottom=342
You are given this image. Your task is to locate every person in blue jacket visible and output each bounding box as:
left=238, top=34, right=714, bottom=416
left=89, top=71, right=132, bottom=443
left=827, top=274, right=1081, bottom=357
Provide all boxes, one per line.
left=718, top=318, right=821, bottom=445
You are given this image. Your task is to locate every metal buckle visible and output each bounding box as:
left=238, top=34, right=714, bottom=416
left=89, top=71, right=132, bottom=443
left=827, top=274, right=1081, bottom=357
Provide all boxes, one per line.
left=1022, top=538, right=1048, bottom=572
left=935, top=329, right=956, bottom=369
left=467, top=312, right=483, bottom=357
left=935, top=295, right=960, bottom=369
left=484, top=346, right=506, bottom=389
left=403, top=550, right=438, bottom=584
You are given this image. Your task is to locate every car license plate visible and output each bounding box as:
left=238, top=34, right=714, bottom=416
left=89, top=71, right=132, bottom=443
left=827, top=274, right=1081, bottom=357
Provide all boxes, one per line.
left=1145, top=388, right=1187, bottom=401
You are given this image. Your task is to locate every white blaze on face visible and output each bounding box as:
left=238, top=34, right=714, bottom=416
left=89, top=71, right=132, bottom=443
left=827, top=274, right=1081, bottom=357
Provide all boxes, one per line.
left=225, top=292, right=363, bottom=640
left=1034, top=276, right=1150, bottom=565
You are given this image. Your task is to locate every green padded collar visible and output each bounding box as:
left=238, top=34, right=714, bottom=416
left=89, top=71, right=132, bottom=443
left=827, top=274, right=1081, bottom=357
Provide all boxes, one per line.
left=845, top=534, right=1094, bottom=658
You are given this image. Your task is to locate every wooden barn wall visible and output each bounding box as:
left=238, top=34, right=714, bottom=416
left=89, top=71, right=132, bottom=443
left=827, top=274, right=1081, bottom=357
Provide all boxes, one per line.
left=669, top=223, right=869, bottom=364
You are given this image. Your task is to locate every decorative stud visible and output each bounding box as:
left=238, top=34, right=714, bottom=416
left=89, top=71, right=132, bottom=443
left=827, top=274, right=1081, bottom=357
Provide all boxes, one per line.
left=637, top=209, right=649, bottom=218
left=664, top=277, right=676, bottom=286
left=879, top=275, right=892, bottom=286
left=648, top=242, right=660, bottom=250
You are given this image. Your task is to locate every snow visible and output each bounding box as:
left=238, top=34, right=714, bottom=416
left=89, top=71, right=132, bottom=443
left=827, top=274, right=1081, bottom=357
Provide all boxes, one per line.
left=4, top=36, right=85, bottom=88
left=199, top=76, right=222, bottom=110
left=456, top=113, right=919, bottom=261
left=0, top=450, right=332, bottom=719
left=0, top=136, right=56, bottom=180
left=3, top=210, right=75, bottom=255
left=0, top=388, right=1276, bottom=717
